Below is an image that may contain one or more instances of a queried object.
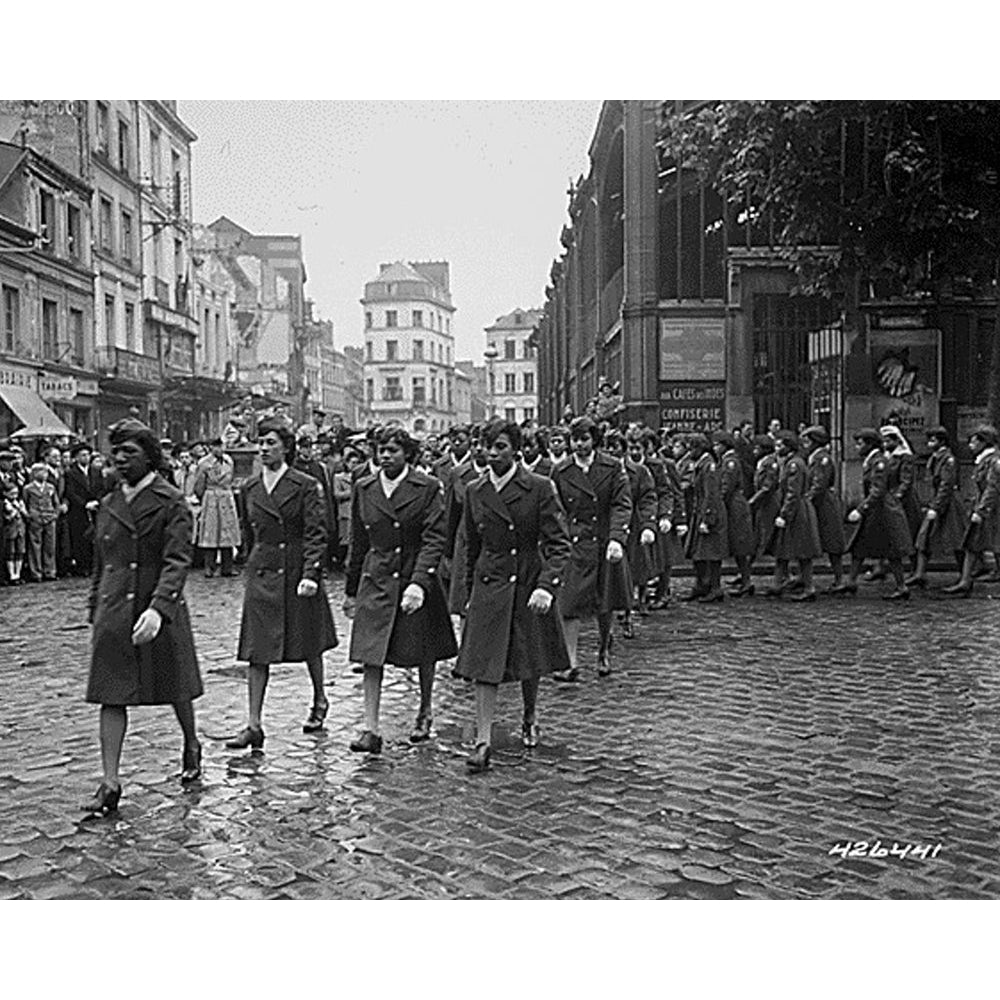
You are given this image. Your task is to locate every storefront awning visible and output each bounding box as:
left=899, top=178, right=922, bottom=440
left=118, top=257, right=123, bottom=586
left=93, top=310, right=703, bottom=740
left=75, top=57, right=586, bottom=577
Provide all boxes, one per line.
left=0, top=385, right=74, bottom=438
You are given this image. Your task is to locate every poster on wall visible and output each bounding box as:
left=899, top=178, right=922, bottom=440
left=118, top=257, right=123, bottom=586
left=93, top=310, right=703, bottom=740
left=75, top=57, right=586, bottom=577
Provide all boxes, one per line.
left=659, top=318, right=725, bottom=381
left=870, top=328, right=940, bottom=454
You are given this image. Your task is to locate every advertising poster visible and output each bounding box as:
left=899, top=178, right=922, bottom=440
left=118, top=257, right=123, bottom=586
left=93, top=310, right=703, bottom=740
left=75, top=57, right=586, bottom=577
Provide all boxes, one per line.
left=870, top=328, right=940, bottom=453
left=659, top=318, right=725, bottom=381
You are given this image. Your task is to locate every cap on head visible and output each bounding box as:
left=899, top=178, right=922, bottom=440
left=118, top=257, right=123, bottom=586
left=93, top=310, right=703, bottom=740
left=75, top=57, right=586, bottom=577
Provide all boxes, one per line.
left=801, top=425, right=830, bottom=446
left=853, top=427, right=882, bottom=447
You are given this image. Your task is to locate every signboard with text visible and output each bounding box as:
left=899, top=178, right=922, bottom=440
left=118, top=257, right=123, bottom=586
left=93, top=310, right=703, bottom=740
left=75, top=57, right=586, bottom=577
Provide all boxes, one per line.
left=660, top=382, right=726, bottom=433
left=659, top=318, right=726, bottom=381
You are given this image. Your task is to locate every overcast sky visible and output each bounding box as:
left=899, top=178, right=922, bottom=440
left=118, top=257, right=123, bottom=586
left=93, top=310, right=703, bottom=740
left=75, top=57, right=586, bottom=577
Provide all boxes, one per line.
left=179, top=101, right=601, bottom=363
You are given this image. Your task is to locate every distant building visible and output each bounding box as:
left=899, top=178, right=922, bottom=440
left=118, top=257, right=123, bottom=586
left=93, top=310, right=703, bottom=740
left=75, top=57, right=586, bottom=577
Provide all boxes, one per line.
left=362, top=260, right=456, bottom=435
left=455, top=359, right=487, bottom=423
left=342, top=344, right=366, bottom=429
left=453, top=364, right=472, bottom=425
left=484, top=307, right=541, bottom=425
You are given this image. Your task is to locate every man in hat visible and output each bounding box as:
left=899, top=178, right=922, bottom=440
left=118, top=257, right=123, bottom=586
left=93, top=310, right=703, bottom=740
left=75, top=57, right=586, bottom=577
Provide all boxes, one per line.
left=64, top=441, right=102, bottom=576
left=298, top=407, right=327, bottom=442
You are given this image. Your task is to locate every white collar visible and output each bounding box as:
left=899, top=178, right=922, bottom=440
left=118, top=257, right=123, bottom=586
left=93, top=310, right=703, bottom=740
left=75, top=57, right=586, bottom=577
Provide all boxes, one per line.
left=522, top=455, right=540, bottom=472
left=573, top=452, right=594, bottom=472
left=549, top=452, right=565, bottom=465
left=379, top=465, right=408, bottom=497
left=451, top=452, right=468, bottom=467
left=262, top=463, right=289, bottom=493
left=489, top=463, right=518, bottom=494
left=121, top=471, right=156, bottom=503
left=976, top=446, right=997, bottom=466
left=863, top=449, right=881, bottom=470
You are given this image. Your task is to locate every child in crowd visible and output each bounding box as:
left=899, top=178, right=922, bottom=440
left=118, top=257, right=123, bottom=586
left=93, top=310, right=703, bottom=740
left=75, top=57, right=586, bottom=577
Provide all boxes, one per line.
left=2, top=481, right=27, bottom=585
left=24, top=461, right=60, bottom=582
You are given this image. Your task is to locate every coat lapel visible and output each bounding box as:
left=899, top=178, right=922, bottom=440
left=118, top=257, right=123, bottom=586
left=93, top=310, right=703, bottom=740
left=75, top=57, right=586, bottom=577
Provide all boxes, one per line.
left=248, top=476, right=282, bottom=521
left=363, top=474, right=397, bottom=522
left=390, top=471, right=426, bottom=516
left=563, top=459, right=597, bottom=499
left=272, top=470, right=301, bottom=513
left=106, top=488, right=137, bottom=534
left=480, top=477, right=514, bottom=526
left=128, top=477, right=169, bottom=534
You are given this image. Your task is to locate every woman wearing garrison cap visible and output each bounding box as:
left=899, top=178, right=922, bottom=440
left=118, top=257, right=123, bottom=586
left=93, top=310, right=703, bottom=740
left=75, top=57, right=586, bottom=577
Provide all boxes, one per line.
left=81, top=419, right=203, bottom=816
left=833, top=427, right=914, bottom=600
left=801, top=425, right=846, bottom=590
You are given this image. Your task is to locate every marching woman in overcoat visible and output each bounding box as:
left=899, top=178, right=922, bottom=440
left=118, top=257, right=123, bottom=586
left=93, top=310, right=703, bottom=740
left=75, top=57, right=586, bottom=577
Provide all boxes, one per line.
left=343, top=426, right=457, bottom=752
left=748, top=434, right=780, bottom=561
left=227, top=418, right=338, bottom=751
left=802, top=425, right=846, bottom=590
left=193, top=438, right=242, bottom=577
left=447, top=430, right=488, bottom=620
left=866, top=424, right=922, bottom=580
left=834, top=427, right=913, bottom=600
left=765, top=431, right=823, bottom=601
left=551, top=416, right=632, bottom=680
left=943, top=424, right=1000, bottom=596
left=644, top=428, right=684, bottom=608
left=454, top=419, right=572, bottom=772
left=714, top=431, right=755, bottom=597
left=906, top=425, right=968, bottom=588
left=682, top=433, right=728, bottom=603
left=82, top=419, right=203, bottom=815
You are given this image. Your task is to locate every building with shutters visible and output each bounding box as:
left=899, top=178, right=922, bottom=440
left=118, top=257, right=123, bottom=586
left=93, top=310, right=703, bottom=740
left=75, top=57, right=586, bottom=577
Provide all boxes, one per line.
left=484, top=307, right=541, bottom=425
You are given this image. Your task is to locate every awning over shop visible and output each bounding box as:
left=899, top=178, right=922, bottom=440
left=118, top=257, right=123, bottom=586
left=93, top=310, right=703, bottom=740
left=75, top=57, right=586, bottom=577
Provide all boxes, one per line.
left=0, top=385, right=74, bottom=438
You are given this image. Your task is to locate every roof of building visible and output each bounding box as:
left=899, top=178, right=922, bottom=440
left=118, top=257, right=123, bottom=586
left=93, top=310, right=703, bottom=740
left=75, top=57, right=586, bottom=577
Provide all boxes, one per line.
left=486, top=307, right=543, bottom=331
left=375, top=260, right=430, bottom=284
left=0, top=143, right=26, bottom=195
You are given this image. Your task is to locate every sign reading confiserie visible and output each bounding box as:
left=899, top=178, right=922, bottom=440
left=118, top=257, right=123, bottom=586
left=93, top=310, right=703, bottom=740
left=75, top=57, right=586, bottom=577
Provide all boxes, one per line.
left=660, top=382, right=726, bottom=432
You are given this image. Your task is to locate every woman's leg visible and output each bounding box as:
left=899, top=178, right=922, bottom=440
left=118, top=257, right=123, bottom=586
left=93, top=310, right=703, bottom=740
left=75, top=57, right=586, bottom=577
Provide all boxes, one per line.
left=220, top=546, right=233, bottom=576
left=248, top=662, right=269, bottom=729
left=363, top=664, right=384, bottom=733
left=474, top=681, right=498, bottom=746
left=944, top=551, right=976, bottom=593
left=99, top=705, right=127, bottom=787
left=417, top=661, right=435, bottom=720
left=829, top=553, right=844, bottom=586
left=521, top=677, right=539, bottom=726
left=799, top=558, right=814, bottom=594
left=561, top=618, right=581, bottom=673
left=305, top=656, right=327, bottom=710
left=737, top=555, right=752, bottom=587
left=173, top=699, right=198, bottom=747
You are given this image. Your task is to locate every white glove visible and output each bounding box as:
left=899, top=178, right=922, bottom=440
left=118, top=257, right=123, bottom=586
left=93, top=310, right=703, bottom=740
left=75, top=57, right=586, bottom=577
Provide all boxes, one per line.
left=971, top=512, right=983, bottom=525
left=774, top=516, right=787, bottom=529
left=131, top=607, right=162, bottom=646
left=401, top=582, right=425, bottom=614
left=676, top=524, right=688, bottom=537
left=658, top=517, right=672, bottom=534
left=698, top=522, right=710, bottom=535
left=847, top=509, right=862, bottom=523
left=527, top=588, right=553, bottom=614
left=606, top=540, right=624, bottom=563
left=924, top=508, right=937, bottom=521
left=187, top=495, right=200, bottom=506
left=297, top=578, right=318, bottom=598
left=640, top=528, right=655, bottom=546
left=86, top=499, right=100, bottom=511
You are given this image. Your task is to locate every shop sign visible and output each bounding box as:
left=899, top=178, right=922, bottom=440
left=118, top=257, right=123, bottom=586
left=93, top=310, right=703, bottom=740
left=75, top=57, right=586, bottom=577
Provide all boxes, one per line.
left=957, top=406, right=989, bottom=445
left=659, top=318, right=725, bottom=381
left=870, top=328, right=940, bottom=450
left=660, top=381, right=726, bottom=432
left=0, top=363, right=37, bottom=389
left=39, top=377, right=78, bottom=400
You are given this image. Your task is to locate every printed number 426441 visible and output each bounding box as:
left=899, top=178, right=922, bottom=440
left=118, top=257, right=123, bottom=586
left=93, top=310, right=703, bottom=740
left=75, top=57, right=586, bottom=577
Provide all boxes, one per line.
left=828, top=841, right=942, bottom=861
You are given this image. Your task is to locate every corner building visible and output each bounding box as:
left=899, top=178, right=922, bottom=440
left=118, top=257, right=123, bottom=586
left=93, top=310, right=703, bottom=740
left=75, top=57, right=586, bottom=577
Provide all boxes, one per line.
left=484, top=307, right=540, bottom=424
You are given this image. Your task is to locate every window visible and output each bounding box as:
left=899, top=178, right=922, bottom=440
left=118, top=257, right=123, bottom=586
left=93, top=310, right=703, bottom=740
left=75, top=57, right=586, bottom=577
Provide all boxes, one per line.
left=447, top=382, right=453, bottom=408
left=365, top=311, right=372, bottom=329
left=69, top=308, right=85, bottom=365
left=99, top=196, right=113, bottom=252
left=386, top=340, right=398, bottom=361
left=431, top=379, right=437, bottom=405
left=171, top=150, right=182, bottom=213
left=96, top=103, right=110, bottom=155
left=38, top=190, right=55, bottom=250
left=124, top=302, right=136, bottom=351
left=523, top=407, right=534, bottom=422
left=365, top=340, right=373, bottom=362
left=120, top=210, right=133, bottom=263
left=505, top=407, right=516, bottom=423
left=383, top=376, right=402, bottom=401
left=42, top=299, right=58, bottom=359
left=446, top=346, right=451, bottom=365
left=104, top=295, right=115, bottom=344
left=67, top=205, right=82, bottom=259
left=413, top=339, right=423, bottom=361
left=523, top=372, right=534, bottom=393
left=118, top=118, right=130, bottom=175
left=412, top=309, right=423, bottom=327
left=2, top=286, right=20, bottom=351
left=149, top=125, right=161, bottom=186
left=523, top=338, right=533, bottom=359
left=386, top=310, right=397, bottom=328
left=412, top=376, right=425, bottom=404
left=504, top=373, right=517, bottom=393
left=366, top=378, right=374, bottom=402
left=446, top=318, right=450, bottom=334
left=504, top=339, right=516, bottom=360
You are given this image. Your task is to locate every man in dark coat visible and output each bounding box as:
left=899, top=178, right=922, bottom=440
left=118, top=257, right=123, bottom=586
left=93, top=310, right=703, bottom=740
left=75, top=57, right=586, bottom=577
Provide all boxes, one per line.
left=454, top=419, right=572, bottom=771
left=682, top=433, right=728, bottom=603
left=227, top=419, right=339, bottom=751
left=64, top=441, right=101, bottom=576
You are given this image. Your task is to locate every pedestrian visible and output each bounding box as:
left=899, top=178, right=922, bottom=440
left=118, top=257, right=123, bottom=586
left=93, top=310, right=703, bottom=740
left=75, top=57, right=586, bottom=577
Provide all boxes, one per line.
left=681, top=433, right=728, bottom=603
left=193, top=438, right=242, bottom=577
left=547, top=425, right=570, bottom=472
left=332, top=449, right=361, bottom=570
left=866, top=424, right=922, bottom=580
left=447, top=429, right=488, bottom=623
left=81, top=419, right=203, bottom=816
left=42, top=445, right=70, bottom=577
left=23, top=461, right=59, bottom=582
left=748, top=435, right=780, bottom=564
left=520, top=429, right=553, bottom=477
left=764, top=430, right=822, bottom=601
left=2, top=480, right=27, bottom=585
left=714, top=431, right=755, bottom=597
left=551, top=416, right=633, bottom=679
left=64, top=441, right=101, bottom=576
left=644, top=428, right=684, bottom=608
left=294, top=435, right=340, bottom=569
left=801, top=425, right=846, bottom=591
left=942, top=425, right=1000, bottom=597
left=226, top=418, right=339, bottom=750
left=342, top=425, right=457, bottom=753
left=453, top=419, right=572, bottom=772
left=906, top=426, right=967, bottom=589
left=834, top=428, right=913, bottom=600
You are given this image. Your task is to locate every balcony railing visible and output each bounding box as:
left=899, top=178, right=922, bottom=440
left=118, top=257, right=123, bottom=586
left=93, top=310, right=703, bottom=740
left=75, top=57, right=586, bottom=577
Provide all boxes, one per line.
left=94, top=346, right=160, bottom=385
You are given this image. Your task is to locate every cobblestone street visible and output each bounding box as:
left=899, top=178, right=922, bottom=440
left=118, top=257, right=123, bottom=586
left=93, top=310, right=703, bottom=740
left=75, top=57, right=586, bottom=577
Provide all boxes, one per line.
left=1, top=570, right=999, bottom=900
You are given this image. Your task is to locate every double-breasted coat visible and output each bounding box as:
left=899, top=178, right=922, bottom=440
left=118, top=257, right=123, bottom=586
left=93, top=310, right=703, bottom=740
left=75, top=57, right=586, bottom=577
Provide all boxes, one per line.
left=719, top=449, right=755, bottom=559
left=684, top=452, right=729, bottom=562
left=447, top=460, right=486, bottom=614
left=622, top=457, right=659, bottom=587
left=768, top=453, right=822, bottom=561
left=193, top=454, right=242, bottom=549
left=648, top=454, right=686, bottom=569
left=86, top=475, right=202, bottom=706
left=236, top=468, right=338, bottom=664
left=806, top=447, right=846, bottom=556
left=453, top=466, right=572, bottom=684
left=749, top=454, right=781, bottom=555
left=914, top=446, right=967, bottom=557
left=552, top=453, right=633, bottom=617
left=961, top=449, right=1000, bottom=554
left=886, top=450, right=922, bottom=539
left=847, top=450, right=915, bottom=560
left=346, top=467, right=457, bottom=666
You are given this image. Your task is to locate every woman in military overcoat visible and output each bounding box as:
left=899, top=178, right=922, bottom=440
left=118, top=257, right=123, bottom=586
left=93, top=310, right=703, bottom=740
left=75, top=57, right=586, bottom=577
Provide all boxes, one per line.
left=713, top=431, right=755, bottom=597
left=748, top=435, right=780, bottom=560
left=551, top=417, right=632, bottom=680
left=802, top=425, right=846, bottom=590
left=343, top=426, right=457, bottom=753
left=683, top=433, right=728, bottom=603
left=82, top=419, right=203, bottom=816
left=227, top=419, right=338, bottom=752
left=454, top=419, right=572, bottom=772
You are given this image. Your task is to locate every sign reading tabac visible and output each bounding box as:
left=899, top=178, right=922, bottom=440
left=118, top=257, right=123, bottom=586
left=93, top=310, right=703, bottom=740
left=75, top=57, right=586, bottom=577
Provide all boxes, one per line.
left=659, top=318, right=726, bottom=381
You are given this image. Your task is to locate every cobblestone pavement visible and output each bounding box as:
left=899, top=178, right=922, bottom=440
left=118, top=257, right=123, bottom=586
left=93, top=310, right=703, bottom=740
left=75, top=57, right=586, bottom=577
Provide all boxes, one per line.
left=1, top=569, right=999, bottom=899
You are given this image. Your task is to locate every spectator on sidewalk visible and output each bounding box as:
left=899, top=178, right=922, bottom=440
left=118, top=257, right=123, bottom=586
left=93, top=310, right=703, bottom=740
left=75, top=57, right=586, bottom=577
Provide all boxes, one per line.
left=23, top=461, right=59, bottom=582
left=64, top=442, right=101, bottom=576
left=2, top=479, right=27, bottom=586
left=193, top=438, right=242, bottom=577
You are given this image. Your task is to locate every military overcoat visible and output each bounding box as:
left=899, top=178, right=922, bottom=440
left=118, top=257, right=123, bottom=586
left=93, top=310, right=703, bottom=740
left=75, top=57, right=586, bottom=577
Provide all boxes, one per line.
left=86, top=475, right=203, bottom=706
left=622, top=457, right=659, bottom=587
left=447, top=460, right=486, bottom=614
left=453, top=466, right=572, bottom=684
left=961, top=450, right=1000, bottom=554
left=914, top=447, right=967, bottom=557
left=684, top=452, right=729, bottom=562
left=236, top=468, right=338, bottom=664
left=719, top=449, right=755, bottom=559
left=648, top=454, right=685, bottom=568
left=768, top=453, right=822, bottom=561
left=806, top=447, right=846, bottom=556
left=847, top=451, right=915, bottom=560
left=346, top=467, right=457, bottom=666
left=749, top=454, right=781, bottom=555
left=552, top=453, right=633, bottom=617
left=886, top=451, right=922, bottom=539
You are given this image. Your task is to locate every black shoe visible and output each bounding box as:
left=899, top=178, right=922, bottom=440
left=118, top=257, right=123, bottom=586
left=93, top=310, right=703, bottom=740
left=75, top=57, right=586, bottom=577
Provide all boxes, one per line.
left=302, top=702, right=329, bottom=733
left=621, top=617, right=634, bottom=639
left=225, top=726, right=265, bottom=751
left=762, top=586, right=784, bottom=599
left=466, top=743, right=491, bottom=773
left=830, top=582, right=858, bottom=596
left=81, top=780, right=121, bottom=815
left=597, top=651, right=613, bottom=677
left=904, top=575, right=926, bottom=589
left=522, top=720, right=539, bottom=749
left=697, top=589, right=725, bottom=604
left=349, top=730, right=383, bottom=754
left=729, top=583, right=755, bottom=598
left=552, top=667, right=580, bottom=683
left=180, top=742, right=202, bottom=784
left=680, top=589, right=709, bottom=602
left=789, top=590, right=817, bottom=602
left=942, top=580, right=973, bottom=597
left=409, top=713, right=433, bottom=743
left=864, top=568, right=887, bottom=582
left=883, top=587, right=911, bottom=601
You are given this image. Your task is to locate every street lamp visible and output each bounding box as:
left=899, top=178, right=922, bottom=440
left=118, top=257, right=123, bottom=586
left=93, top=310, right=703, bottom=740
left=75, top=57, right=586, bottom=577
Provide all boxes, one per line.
left=484, top=343, right=498, bottom=418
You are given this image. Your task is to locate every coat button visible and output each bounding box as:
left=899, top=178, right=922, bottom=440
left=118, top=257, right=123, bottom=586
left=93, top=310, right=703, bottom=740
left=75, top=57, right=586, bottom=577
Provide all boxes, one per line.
left=508, top=525, right=514, bottom=531
left=393, top=572, right=399, bottom=578
left=277, top=569, right=284, bottom=575
left=279, top=543, right=286, bottom=549
left=509, top=575, right=517, bottom=582
left=129, top=562, right=137, bottom=569
left=395, top=547, right=401, bottom=553
left=511, top=548, right=517, bottom=555
left=126, top=592, right=135, bottom=599
left=393, top=521, right=401, bottom=528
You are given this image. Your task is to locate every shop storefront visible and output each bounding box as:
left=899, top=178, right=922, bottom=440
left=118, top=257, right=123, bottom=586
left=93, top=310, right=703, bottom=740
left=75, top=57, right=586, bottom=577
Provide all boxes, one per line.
left=0, top=360, right=74, bottom=448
